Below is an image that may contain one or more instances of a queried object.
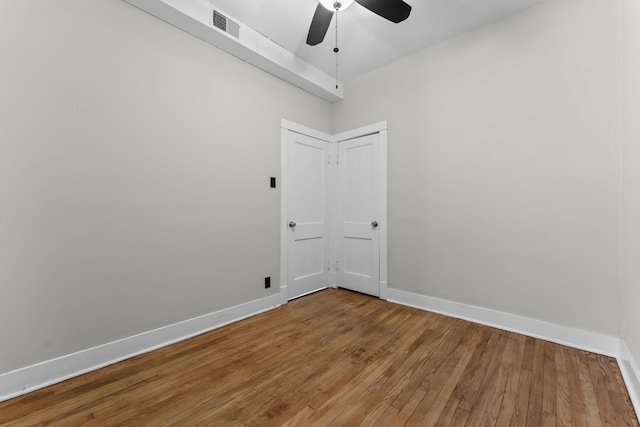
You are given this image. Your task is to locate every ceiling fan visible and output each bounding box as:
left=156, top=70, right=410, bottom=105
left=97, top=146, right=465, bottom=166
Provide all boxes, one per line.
left=306, top=0, right=412, bottom=46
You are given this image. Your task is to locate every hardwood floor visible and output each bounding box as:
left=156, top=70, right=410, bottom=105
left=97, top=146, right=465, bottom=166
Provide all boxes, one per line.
left=0, top=289, right=637, bottom=426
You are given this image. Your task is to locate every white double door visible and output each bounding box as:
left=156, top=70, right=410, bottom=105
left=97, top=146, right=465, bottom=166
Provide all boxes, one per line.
left=284, top=124, right=384, bottom=300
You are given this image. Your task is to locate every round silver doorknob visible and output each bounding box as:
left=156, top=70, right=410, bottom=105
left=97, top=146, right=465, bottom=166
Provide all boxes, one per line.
left=289, top=221, right=296, bottom=228
left=371, top=221, right=378, bottom=228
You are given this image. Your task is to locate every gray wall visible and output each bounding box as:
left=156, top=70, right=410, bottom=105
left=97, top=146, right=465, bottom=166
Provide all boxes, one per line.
left=333, top=0, right=621, bottom=335
left=621, top=0, right=640, bottom=367
left=0, top=0, right=332, bottom=373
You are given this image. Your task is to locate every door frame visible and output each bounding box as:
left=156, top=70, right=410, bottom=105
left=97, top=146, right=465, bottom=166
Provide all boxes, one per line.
left=280, top=119, right=388, bottom=303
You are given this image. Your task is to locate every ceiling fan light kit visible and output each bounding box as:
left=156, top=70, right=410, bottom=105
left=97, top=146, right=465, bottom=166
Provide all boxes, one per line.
left=319, top=0, right=355, bottom=11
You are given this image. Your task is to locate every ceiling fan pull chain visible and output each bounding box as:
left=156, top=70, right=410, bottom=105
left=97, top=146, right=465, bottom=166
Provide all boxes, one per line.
left=334, top=8, right=339, bottom=89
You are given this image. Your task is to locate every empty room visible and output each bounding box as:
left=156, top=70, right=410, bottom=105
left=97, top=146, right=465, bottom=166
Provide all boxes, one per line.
left=1, top=0, right=639, bottom=425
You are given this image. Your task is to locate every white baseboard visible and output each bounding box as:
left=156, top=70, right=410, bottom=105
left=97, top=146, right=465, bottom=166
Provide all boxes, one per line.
left=387, top=288, right=620, bottom=357
left=619, top=340, right=640, bottom=417
left=0, top=293, right=282, bottom=403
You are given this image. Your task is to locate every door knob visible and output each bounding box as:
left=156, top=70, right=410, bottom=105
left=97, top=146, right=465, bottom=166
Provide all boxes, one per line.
left=371, top=221, right=378, bottom=228
left=289, top=221, right=296, bottom=228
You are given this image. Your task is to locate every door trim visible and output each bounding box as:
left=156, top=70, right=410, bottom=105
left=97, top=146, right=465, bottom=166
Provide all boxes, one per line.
left=280, top=119, right=388, bottom=302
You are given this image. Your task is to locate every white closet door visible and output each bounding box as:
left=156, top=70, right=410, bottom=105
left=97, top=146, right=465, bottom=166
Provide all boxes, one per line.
left=337, top=133, right=380, bottom=297
left=286, top=130, right=330, bottom=299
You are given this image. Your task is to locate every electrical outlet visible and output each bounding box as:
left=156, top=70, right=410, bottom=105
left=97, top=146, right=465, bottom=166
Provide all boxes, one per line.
left=265, top=277, right=271, bottom=289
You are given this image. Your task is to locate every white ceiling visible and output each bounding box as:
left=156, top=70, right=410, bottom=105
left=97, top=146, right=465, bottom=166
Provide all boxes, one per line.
left=206, top=0, right=543, bottom=82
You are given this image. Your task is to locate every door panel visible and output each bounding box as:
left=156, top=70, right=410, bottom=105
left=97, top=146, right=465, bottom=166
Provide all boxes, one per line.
left=289, top=140, right=325, bottom=222
left=343, top=143, right=373, bottom=222
left=291, top=238, right=324, bottom=280
left=338, top=133, right=380, bottom=297
left=343, top=238, right=372, bottom=276
left=287, top=131, right=330, bottom=299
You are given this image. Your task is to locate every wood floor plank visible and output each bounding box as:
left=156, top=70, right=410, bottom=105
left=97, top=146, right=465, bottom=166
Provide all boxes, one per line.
left=541, top=341, right=557, bottom=426
left=575, top=350, right=605, bottom=427
left=0, top=289, right=636, bottom=427
left=495, top=334, right=527, bottom=427
left=555, top=344, right=573, bottom=427
left=462, top=331, right=510, bottom=426
left=480, top=334, right=519, bottom=426
left=563, top=345, right=588, bottom=426
left=512, top=369, right=533, bottom=427
left=526, top=338, right=545, bottom=426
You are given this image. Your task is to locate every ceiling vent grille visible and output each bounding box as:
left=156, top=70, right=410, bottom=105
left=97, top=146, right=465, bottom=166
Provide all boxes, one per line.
left=211, top=9, right=239, bottom=39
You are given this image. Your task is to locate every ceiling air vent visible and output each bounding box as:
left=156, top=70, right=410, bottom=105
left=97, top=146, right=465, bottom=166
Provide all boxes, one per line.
left=212, top=9, right=239, bottom=39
